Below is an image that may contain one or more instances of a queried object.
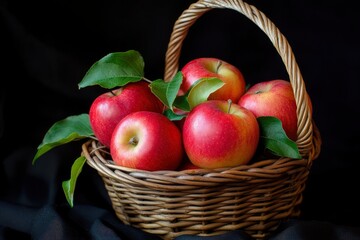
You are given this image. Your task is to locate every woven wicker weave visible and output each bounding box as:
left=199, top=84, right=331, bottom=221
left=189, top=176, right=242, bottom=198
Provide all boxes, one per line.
left=82, top=0, right=322, bottom=239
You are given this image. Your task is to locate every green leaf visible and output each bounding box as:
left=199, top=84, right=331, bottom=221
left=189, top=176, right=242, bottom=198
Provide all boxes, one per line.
left=173, top=94, right=190, bottom=112
left=163, top=109, right=187, bottom=121
left=32, top=114, right=93, bottom=164
left=149, top=71, right=183, bottom=110
left=187, top=78, right=224, bottom=110
left=62, top=155, right=87, bottom=208
left=258, top=116, right=301, bottom=159
left=78, top=50, right=144, bottom=89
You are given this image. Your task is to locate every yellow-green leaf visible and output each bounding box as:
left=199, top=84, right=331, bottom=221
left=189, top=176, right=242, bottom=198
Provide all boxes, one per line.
left=62, top=156, right=87, bottom=208
left=187, top=78, right=224, bottom=110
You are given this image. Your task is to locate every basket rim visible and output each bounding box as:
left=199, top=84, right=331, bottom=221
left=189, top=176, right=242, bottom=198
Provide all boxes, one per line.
left=82, top=121, right=320, bottom=189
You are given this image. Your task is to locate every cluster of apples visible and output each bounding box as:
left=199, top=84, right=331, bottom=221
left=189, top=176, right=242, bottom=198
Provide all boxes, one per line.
left=89, top=57, right=302, bottom=171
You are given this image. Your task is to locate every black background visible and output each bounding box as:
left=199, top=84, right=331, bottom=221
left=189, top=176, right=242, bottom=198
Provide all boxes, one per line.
left=1, top=0, right=360, bottom=239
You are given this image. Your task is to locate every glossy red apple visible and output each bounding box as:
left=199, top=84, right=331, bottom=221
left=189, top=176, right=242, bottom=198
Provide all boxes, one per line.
left=182, top=100, right=259, bottom=169
left=110, top=111, right=184, bottom=171
left=238, top=79, right=308, bottom=141
left=89, top=81, right=164, bottom=148
left=179, top=57, right=246, bottom=102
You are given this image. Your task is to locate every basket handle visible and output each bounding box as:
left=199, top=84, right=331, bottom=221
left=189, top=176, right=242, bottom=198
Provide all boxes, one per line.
left=164, top=0, right=314, bottom=156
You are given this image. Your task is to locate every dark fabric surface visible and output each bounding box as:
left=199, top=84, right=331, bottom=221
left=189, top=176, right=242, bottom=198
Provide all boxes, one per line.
left=1, top=0, right=360, bottom=239
left=1, top=149, right=360, bottom=240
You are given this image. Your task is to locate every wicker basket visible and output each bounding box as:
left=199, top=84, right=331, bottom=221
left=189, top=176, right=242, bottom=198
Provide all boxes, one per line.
left=82, top=0, right=322, bottom=239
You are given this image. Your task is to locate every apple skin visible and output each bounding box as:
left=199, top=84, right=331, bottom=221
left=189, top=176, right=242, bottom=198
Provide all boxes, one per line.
left=238, top=79, right=304, bottom=141
left=182, top=100, right=259, bottom=169
left=110, top=111, right=183, bottom=171
left=89, top=81, right=164, bottom=148
left=179, top=57, right=246, bottom=102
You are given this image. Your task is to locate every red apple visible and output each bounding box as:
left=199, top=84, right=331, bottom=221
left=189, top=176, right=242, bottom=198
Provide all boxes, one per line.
left=182, top=100, right=259, bottom=169
left=110, top=111, right=183, bottom=171
left=89, top=81, right=164, bottom=148
left=179, top=57, right=246, bottom=102
left=238, top=79, right=309, bottom=141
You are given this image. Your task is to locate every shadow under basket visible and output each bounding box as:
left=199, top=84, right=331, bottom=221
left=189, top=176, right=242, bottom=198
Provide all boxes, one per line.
left=82, top=0, right=322, bottom=239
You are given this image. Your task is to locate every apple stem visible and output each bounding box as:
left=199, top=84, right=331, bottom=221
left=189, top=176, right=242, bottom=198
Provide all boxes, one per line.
left=89, top=136, right=99, bottom=141
left=142, top=77, right=152, bottom=83
left=227, top=99, right=232, bottom=113
left=129, top=136, right=139, bottom=146
left=110, top=90, right=116, bottom=96
left=216, top=61, right=222, bottom=73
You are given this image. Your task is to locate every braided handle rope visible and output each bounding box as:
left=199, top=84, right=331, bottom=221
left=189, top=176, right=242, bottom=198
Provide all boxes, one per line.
left=164, top=0, right=314, bottom=156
